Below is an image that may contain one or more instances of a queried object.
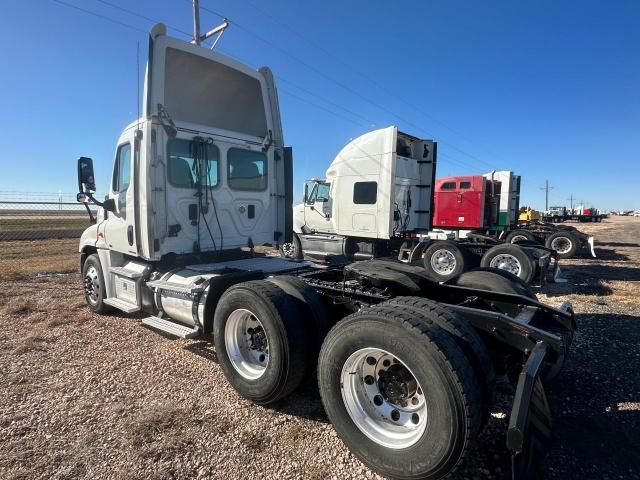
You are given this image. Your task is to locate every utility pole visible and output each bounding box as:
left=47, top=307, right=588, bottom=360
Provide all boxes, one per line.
left=191, top=0, right=229, bottom=48
left=192, top=0, right=201, bottom=45
left=540, top=180, right=554, bottom=211
left=568, top=194, right=575, bottom=212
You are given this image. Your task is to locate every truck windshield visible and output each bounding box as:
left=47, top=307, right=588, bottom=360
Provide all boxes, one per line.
left=167, top=139, right=219, bottom=188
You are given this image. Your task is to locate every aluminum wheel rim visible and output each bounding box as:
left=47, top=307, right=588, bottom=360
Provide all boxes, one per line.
left=510, top=235, right=528, bottom=244
left=550, top=237, right=572, bottom=254
left=281, top=242, right=296, bottom=257
left=84, top=266, right=100, bottom=305
left=430, top=249, right=456, bottom=275
left=225, top=309, right=270, bottom=380
left=489, top=254, right=522, bottom=276
left=341, top=348, right=427, bottom=449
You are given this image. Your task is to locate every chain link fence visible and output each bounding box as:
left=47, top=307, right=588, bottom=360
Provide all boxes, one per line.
left=0, top=191, right=100, bottom=281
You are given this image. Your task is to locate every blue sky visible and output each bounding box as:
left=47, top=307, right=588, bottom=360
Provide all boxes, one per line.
left=0, top=0, right=638, bottom=210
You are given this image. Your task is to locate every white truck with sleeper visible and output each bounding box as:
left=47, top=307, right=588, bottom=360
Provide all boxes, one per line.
left=284, top=135, right=561, bottom=286
left=76, top=18, right=575, bottom=480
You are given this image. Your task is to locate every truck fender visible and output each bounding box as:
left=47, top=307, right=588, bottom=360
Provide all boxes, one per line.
left=201, top=270, right=265, bottom=335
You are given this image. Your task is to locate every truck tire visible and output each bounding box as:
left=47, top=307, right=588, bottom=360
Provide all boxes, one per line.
left=545, top=231, right=579, bottom=259
left=213, top=280, right=310, bottom=405
left=422, top=240, right=468, bottom=282
left=318, top=305, right=481, bottom=480
left=380, top=297, right=494, bottom=432
left=480, top=244, right=535, bottom=284
left=505, top=229, right=536, bottom=244
left=280, top=233, right=303, bottom=260
left=82, top=254, right=113, bottom=314
left=266, top=275, right=331, bottom=354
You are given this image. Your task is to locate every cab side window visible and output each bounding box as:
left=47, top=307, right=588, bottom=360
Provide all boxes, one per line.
left=316, top=183, right=331, bottom=202
left=353, top=181, right=377, bottom=204
left=112, top=143, right=131, bottom=193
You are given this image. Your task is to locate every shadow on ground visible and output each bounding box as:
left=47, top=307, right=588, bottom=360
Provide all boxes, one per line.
left=546, top=313, right=640, bottom=479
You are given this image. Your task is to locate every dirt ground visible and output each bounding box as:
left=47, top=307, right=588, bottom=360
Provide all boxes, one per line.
left=1, top=217, right=639, bottom=479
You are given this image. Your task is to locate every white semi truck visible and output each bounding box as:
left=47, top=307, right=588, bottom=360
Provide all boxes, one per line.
left=76, top=19, right=575, bottom=480
left=284, top=134, right=560, bottom=286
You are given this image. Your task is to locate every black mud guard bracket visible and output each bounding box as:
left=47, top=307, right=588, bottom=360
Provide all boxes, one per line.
left=507, top=342, right=553, bottom=480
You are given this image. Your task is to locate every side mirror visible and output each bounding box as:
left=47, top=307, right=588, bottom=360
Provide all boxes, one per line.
left=303, top=183, right=309, bottom=203
left=102, top=198, right=116, bottom=213
left=78, top=157, right=96, bottom=193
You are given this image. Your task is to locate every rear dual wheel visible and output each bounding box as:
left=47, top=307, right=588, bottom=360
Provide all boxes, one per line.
left=318, top=304, right=482, bottom=480
left=480, top=244, right=535, bottom=284
left=545, top=231, right=579, bottom=259
left=213, top=280, right=311, bottom=404
left=422, top=240, right=470, bottom=282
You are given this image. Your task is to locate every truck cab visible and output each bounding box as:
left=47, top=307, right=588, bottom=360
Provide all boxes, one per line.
left=77, top=23, right=297, bottom=324
left=79, top=23, right=292, bottom=263
left=287, top=126, right=436, bottom=260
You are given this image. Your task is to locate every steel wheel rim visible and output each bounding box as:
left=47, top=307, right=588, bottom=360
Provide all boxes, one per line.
left=340, top=348, right=427, bottom=449
left=281, top=242, right=296, bottom=257
left=430, top=249, right=456, bottom=275
left=510, top=234, right=528, bottom=244
left=84, top=265, right=100, bottom=305
left=489, top=254, right=522, bottom=276
left=551, top=237, right=572, bottom=254
left=225, top=308, right=270, bottom=380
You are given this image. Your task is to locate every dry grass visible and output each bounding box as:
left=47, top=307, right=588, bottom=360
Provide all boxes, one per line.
left=13, top=333, right=52, bottom=355
left=0, top=238, right=78, bottom=281
left=238, top=428, right=270, bottom=451
left=1, top=297, right=39, bottom=316
left=0, top=215, right=89, bottom=232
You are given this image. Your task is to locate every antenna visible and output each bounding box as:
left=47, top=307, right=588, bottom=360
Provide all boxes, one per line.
left=192, top=0, right=229, bottom=49
left=136, top=40, right=140, bottom=128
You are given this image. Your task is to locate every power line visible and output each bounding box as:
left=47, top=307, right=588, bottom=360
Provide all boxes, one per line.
left=93, top=0, right=193, bottom=37
left=52, top=0, right=147, bottom=33
left=51, top=0, right=486, bottom=171
left=238, top=0, right=501, bottom=169
left=196, top=0, right=496, bottom=170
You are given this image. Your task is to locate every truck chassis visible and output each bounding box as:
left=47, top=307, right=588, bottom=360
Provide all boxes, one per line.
left=81, top=250, right=574, bottom=480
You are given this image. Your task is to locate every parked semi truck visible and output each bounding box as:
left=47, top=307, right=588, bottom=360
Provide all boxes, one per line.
left=76, top=20, right=575, bottom=480
left=285, top=142, right=561, bottom=285
left=542, top=205, right=606, bottom=223
left=432, top=172, right=596, bottom=261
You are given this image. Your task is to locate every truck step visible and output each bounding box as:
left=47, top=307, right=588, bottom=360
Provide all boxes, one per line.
left=103, top=297, right=141, bottom=313
left=142, top=316, right=200, bottom=338
left=110, top=266, right=143, bottom=279
left=145, top=280, right=205, bottom=295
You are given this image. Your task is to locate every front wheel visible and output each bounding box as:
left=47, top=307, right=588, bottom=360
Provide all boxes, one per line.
left=280, top=233, right=303, bottom=259
left=318, top=305, right=480, bottom=480
left=82, top=254, right=112, bottom=314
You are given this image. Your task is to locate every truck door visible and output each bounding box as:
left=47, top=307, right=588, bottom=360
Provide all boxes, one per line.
left=103, top=130, right=137, bottom=255
left=303, top=181, right=332, bottom=233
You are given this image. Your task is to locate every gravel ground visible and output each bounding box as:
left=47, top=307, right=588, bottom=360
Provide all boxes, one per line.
left=1, top=217, right=639, bottom=479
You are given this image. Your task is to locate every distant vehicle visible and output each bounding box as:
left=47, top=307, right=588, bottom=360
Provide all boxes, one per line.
left=634, top=211, right=640, bottom=217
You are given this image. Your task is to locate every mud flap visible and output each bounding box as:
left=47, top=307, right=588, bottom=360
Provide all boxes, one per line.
left=507, top=343, right=552, bottom=480
left=587, top=236, right=596, bottom=258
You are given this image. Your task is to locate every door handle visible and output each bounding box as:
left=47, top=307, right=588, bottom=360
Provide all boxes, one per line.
left=127, top=225, right=134, bottom=246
